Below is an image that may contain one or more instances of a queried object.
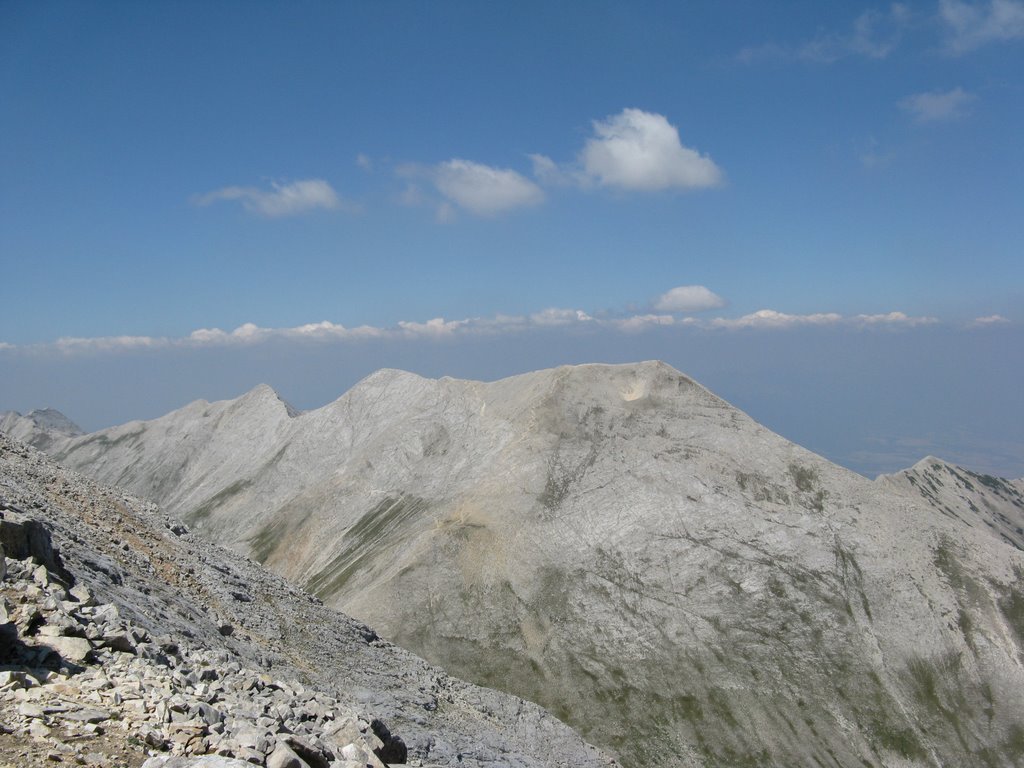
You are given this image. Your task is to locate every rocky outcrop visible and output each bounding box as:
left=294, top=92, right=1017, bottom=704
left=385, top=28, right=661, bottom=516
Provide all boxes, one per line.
left=0, top=432, right=614, bottom=768
left=0, top=502, right=71, bottom=583
left=1, top=555, right=400, bottom=767
left=42, top=362, right=1024, bottom=767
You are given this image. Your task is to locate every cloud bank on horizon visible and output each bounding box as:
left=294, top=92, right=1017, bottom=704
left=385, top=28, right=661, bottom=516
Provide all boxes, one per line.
left=2, top=281, right=1003, bottom=357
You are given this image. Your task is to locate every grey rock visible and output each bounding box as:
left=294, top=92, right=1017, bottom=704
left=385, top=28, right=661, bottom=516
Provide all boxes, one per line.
left=266, top=743, right=309, bottom=768
left=103, top=629, right=137, bottom=653
left=61, top=706, right=112, bottom=723
left=18, top=701, right=46, bottom=717
left=42, top=634, right=92, bottom=662
left=0, top=669, right=30, bottom=689
left=196, top=701, right=224, bottom=726
left=339, top=743, right=385, bottom=768
left=69, top=582, right=94, bottom=605
left=0, top=509, right=69, bottom=581
left=282, top=735, right=330, bottom=768
left=92, top=602, right=120, bottom=625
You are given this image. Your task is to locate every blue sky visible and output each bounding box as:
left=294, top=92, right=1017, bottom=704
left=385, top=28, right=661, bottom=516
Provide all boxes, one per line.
left=1, top=1, right=1022, bottom=476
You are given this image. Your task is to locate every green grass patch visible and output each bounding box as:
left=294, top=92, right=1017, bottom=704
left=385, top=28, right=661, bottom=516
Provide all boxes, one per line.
left=305, top=494, right=427, bottom=598
left=185, top=478, right=253, bottom=524
left=789, top=463, right=818, bottom=492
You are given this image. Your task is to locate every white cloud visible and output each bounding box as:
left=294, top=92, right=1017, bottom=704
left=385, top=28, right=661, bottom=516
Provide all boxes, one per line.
left=969, top=314, right=1011, bottom=327
left=939, top=0, right=1024, bottom=53
left=398, top=183, right=426, bottom=207
left=802, top=4, right=910, bottom=62
left=187, top=324, right=266, bottom=345
left=289, top=321, right=348, bottom=338
left=397, top=318, right=469, bottom=338
left=51, top=335, right=165, bottom=354
left=710, top=310, right=844, bottom=330
left=708, top=310, right=937, bottom=330
left=189, top=321, right=387, bottom=345
left=611, top=314, right=692, bottom=333
left=397, top=110, right=719, bottom=216
left=193, top=179, right=357, bottom=217
left=355, top=153, right=373, bottom=171
left=433, top=159, right=544, bottom=216
left=654, top=285, right=725, bottom=313
left=528, top=308, right=594, bottom=326
left=852, top=312, right=938, bottom=327
left=899, top=87, right=975, bottom=121
left=529, top=153, right=579, bottom=186
left=740, top=5, right=910, bottom=64
left=580, top=109, right=722, bottom=191
left=10, top=305, right=951, bottom=355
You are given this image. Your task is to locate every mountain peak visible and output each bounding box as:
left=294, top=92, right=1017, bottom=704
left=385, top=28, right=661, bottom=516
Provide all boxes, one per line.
left=25, top=407, right=84, bottom=436
left=882, top=455, right=1024, bottom=551
left=236, top=383, right=300, bottom=417
left=0, top=407, right=83, bottom=452
left=357, top=368, right=431, bottom=387
left=1, top=407, right=83, bottom=437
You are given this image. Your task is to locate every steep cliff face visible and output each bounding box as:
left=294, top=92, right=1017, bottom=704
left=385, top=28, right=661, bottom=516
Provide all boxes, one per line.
left=41, top=362, right=1024, bottom=767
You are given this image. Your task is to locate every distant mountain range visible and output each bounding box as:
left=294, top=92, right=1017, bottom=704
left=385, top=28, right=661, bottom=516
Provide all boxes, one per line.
left=7, top=361, right=1024, bottom=767
left=0, top=407, right=83, bottom=453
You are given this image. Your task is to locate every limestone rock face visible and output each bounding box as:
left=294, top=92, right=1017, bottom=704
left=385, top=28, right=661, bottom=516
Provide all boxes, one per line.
left=0, top=432, right=613, bottom=768
left=41, top=362, right=1024, bottom=767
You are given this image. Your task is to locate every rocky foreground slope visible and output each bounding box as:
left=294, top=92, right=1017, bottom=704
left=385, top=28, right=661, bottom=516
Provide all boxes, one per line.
left=0, top=432, right=613, bottom=768
left=26, top=362, right=1024, bottom=767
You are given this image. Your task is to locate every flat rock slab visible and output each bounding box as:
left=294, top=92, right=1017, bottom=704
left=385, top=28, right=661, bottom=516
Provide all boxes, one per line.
left=143, top=757, right=258, bottom=768
left=61, top=707, right=111, bottom=723
left=41, top=635, right=92, bottom=662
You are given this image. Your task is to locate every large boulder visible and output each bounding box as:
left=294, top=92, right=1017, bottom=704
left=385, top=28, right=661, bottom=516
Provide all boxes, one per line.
left=0, top=506, right=71, bottom=584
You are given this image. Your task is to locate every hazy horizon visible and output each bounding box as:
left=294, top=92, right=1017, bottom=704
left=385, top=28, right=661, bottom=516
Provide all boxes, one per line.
left=3, top=321, right=1022, bottom=480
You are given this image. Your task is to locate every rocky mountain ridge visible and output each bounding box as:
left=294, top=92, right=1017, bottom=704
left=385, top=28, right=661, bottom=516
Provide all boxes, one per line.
left=0, top=409, right=83, bottom=454
left=880, top=456, right=1024, bottom=551
left=10, top=361, right=1024, bottom=767
left=0, top=432, right=614, bottom=768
